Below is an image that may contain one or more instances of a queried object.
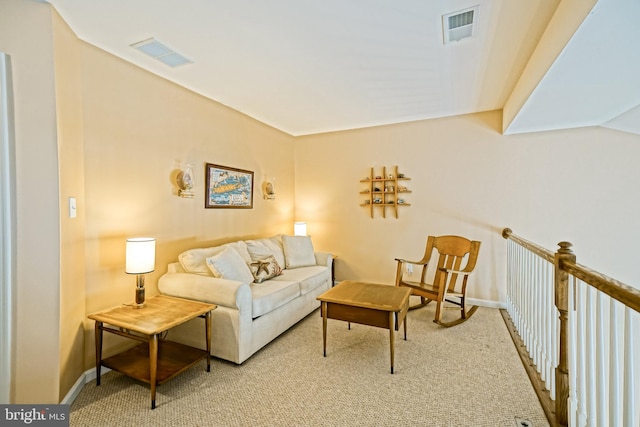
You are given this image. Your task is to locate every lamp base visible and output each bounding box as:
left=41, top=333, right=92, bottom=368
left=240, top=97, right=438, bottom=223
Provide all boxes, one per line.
left=135, top=275, right=146, bottom=308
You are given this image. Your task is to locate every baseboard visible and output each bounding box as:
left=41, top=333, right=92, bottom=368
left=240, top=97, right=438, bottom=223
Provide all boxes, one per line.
left=467, top=298, right=506, bottom=309
left=61, top=366, right=111, bottom=405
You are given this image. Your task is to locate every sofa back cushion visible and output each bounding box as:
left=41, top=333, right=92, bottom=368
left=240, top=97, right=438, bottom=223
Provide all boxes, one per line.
left=245, top=235, right=285, bottom=268
left=282, top=235, right=316, bottom=269
left=167, top=262, right=185, bottom=273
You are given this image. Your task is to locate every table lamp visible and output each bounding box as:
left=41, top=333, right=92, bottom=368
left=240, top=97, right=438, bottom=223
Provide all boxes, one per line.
left=294, top=222, right=307, bottom=236
left=125, top=237, right=156, bottom=308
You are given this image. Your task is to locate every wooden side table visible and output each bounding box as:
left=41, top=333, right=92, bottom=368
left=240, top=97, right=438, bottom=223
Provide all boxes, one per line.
left=317, top=280, right=410, bottom=374
left=88, top=295, right=216, bottom=409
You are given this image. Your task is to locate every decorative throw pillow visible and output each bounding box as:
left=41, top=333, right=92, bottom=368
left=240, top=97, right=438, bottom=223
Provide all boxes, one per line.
left=205, top=246, right=254, bottom=284
left=248, top=255, right=283, bottom=283
left=282, top=235, right=316, bottom=269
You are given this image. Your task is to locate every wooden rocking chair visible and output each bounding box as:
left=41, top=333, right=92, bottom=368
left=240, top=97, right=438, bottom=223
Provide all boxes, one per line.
left=394, top=235, right=481, bottom=327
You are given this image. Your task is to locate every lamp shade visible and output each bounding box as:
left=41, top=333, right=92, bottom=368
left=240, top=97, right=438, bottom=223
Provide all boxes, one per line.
left=294, top=222, right=307, bottom=236
left=125, top=238, right=156, bottom=274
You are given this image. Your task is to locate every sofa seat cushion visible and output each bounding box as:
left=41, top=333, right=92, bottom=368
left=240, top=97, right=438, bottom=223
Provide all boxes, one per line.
left=250, top=280, right=300, bottom=318
left=272, top=266, right=329, bottom=295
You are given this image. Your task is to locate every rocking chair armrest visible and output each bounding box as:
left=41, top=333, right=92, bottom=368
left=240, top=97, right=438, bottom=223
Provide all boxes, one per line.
left=438, top=266, right=474, bottom=275
left=395, top=258, right=428, bottom=266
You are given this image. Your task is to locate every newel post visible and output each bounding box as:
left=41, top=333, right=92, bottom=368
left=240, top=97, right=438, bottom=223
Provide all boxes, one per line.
left=554, top=241, right=575, bottom=427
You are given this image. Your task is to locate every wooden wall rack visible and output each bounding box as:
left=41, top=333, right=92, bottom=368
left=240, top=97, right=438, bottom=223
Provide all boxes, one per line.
left=360, top=166, right=411, bottom=218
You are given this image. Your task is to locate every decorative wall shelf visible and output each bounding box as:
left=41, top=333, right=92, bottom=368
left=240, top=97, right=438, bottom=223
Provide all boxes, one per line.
left=360, top=166, right=411, bottom=218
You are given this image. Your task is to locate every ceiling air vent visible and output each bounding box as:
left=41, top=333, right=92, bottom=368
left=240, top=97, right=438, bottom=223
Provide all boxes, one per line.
left=442, top=6, right=479, bottom=44
left=130, top=38, right=192, bottom=68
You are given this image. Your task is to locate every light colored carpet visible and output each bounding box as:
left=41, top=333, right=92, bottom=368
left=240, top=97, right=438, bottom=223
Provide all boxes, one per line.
left=70, top=303, right=549, bottom=427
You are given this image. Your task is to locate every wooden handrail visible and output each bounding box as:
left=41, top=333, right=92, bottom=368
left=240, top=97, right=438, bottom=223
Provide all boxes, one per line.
left=502, top=227, right=640, bottom=426
left=502, top=228, right=555, bottom=263
left=503, top=227, right=640, bottom=313
left=561, top=260, right=640, bottom=314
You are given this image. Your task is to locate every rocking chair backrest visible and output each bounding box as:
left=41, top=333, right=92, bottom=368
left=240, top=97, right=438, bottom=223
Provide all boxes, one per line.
left=431, top=235, right=480, bottom=293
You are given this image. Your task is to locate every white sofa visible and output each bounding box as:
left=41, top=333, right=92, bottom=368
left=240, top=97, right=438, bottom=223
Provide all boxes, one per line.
left=158, top=234, right=332, bottom=364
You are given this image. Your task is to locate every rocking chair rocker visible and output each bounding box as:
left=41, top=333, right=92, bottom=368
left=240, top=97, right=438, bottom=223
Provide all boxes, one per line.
left=394, top=235, right=481, bottom=327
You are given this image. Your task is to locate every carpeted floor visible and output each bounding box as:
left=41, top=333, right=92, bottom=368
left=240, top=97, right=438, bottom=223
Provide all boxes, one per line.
left=70, top=304, right=550, bottom=426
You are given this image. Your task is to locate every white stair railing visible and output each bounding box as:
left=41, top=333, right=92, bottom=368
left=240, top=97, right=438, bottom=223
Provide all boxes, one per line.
left=506, top=238, right=557, bottom=398
left=502, top=228, right=640, bottom=427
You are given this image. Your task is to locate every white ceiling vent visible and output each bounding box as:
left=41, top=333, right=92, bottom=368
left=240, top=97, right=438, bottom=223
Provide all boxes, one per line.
left=130, top=38, right=192, bottom=68
left=442, top=6, right=479, bottom=44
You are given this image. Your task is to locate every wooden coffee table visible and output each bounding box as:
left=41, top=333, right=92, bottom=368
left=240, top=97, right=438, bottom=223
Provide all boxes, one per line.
left=88, top=295, right=216, bottom=409
left=317, top=280, right=411, bottom=373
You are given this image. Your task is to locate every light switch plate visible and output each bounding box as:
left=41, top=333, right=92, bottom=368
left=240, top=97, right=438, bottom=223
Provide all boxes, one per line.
left=68, top=197, right=77, bottom=218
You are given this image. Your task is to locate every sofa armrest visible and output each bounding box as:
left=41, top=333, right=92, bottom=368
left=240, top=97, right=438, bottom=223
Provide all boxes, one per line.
left=314, top=252, right=333, bottom=268
left=158, top=272, right=251, bottom=312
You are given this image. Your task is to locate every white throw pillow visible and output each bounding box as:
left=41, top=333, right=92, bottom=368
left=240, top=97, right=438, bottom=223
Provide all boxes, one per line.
left=282, top=235, right=316, bottom=269
left=205, top=246, right=254, bottom=283
left=179, top=241, right=251, bottom=277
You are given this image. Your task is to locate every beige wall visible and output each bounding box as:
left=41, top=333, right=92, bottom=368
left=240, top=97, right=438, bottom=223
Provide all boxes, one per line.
left=295, top=113, right=640, bottom=302
left=79, top=40, right=297, bottom=368
left=0, top=0, right=61, bottom=403
left=52, top=10, right=87, bottom=401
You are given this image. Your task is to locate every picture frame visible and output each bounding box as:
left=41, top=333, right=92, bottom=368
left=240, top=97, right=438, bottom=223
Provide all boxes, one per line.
left=205, top=163, right=254, bottom=209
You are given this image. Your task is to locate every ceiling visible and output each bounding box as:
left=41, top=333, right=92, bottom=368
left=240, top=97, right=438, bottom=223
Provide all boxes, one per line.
left=44, top=0, right=640, bottom=137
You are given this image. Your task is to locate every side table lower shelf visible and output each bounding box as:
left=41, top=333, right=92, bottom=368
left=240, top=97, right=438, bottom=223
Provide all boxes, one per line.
left=102, top=340, right=209, bottom=385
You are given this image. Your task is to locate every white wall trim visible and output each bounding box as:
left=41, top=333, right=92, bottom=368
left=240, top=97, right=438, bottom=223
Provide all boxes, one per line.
left=468, top=297, right=506, bottom=309
left=61, top=367, right=111, bottom=405
left=0, top=51, right=16, bottom=404
left=60, top=373, right=87, bottom=405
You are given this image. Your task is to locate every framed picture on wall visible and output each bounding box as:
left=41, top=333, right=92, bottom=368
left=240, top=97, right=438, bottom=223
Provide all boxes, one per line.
left=205, top=163, right=254, bottom=209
